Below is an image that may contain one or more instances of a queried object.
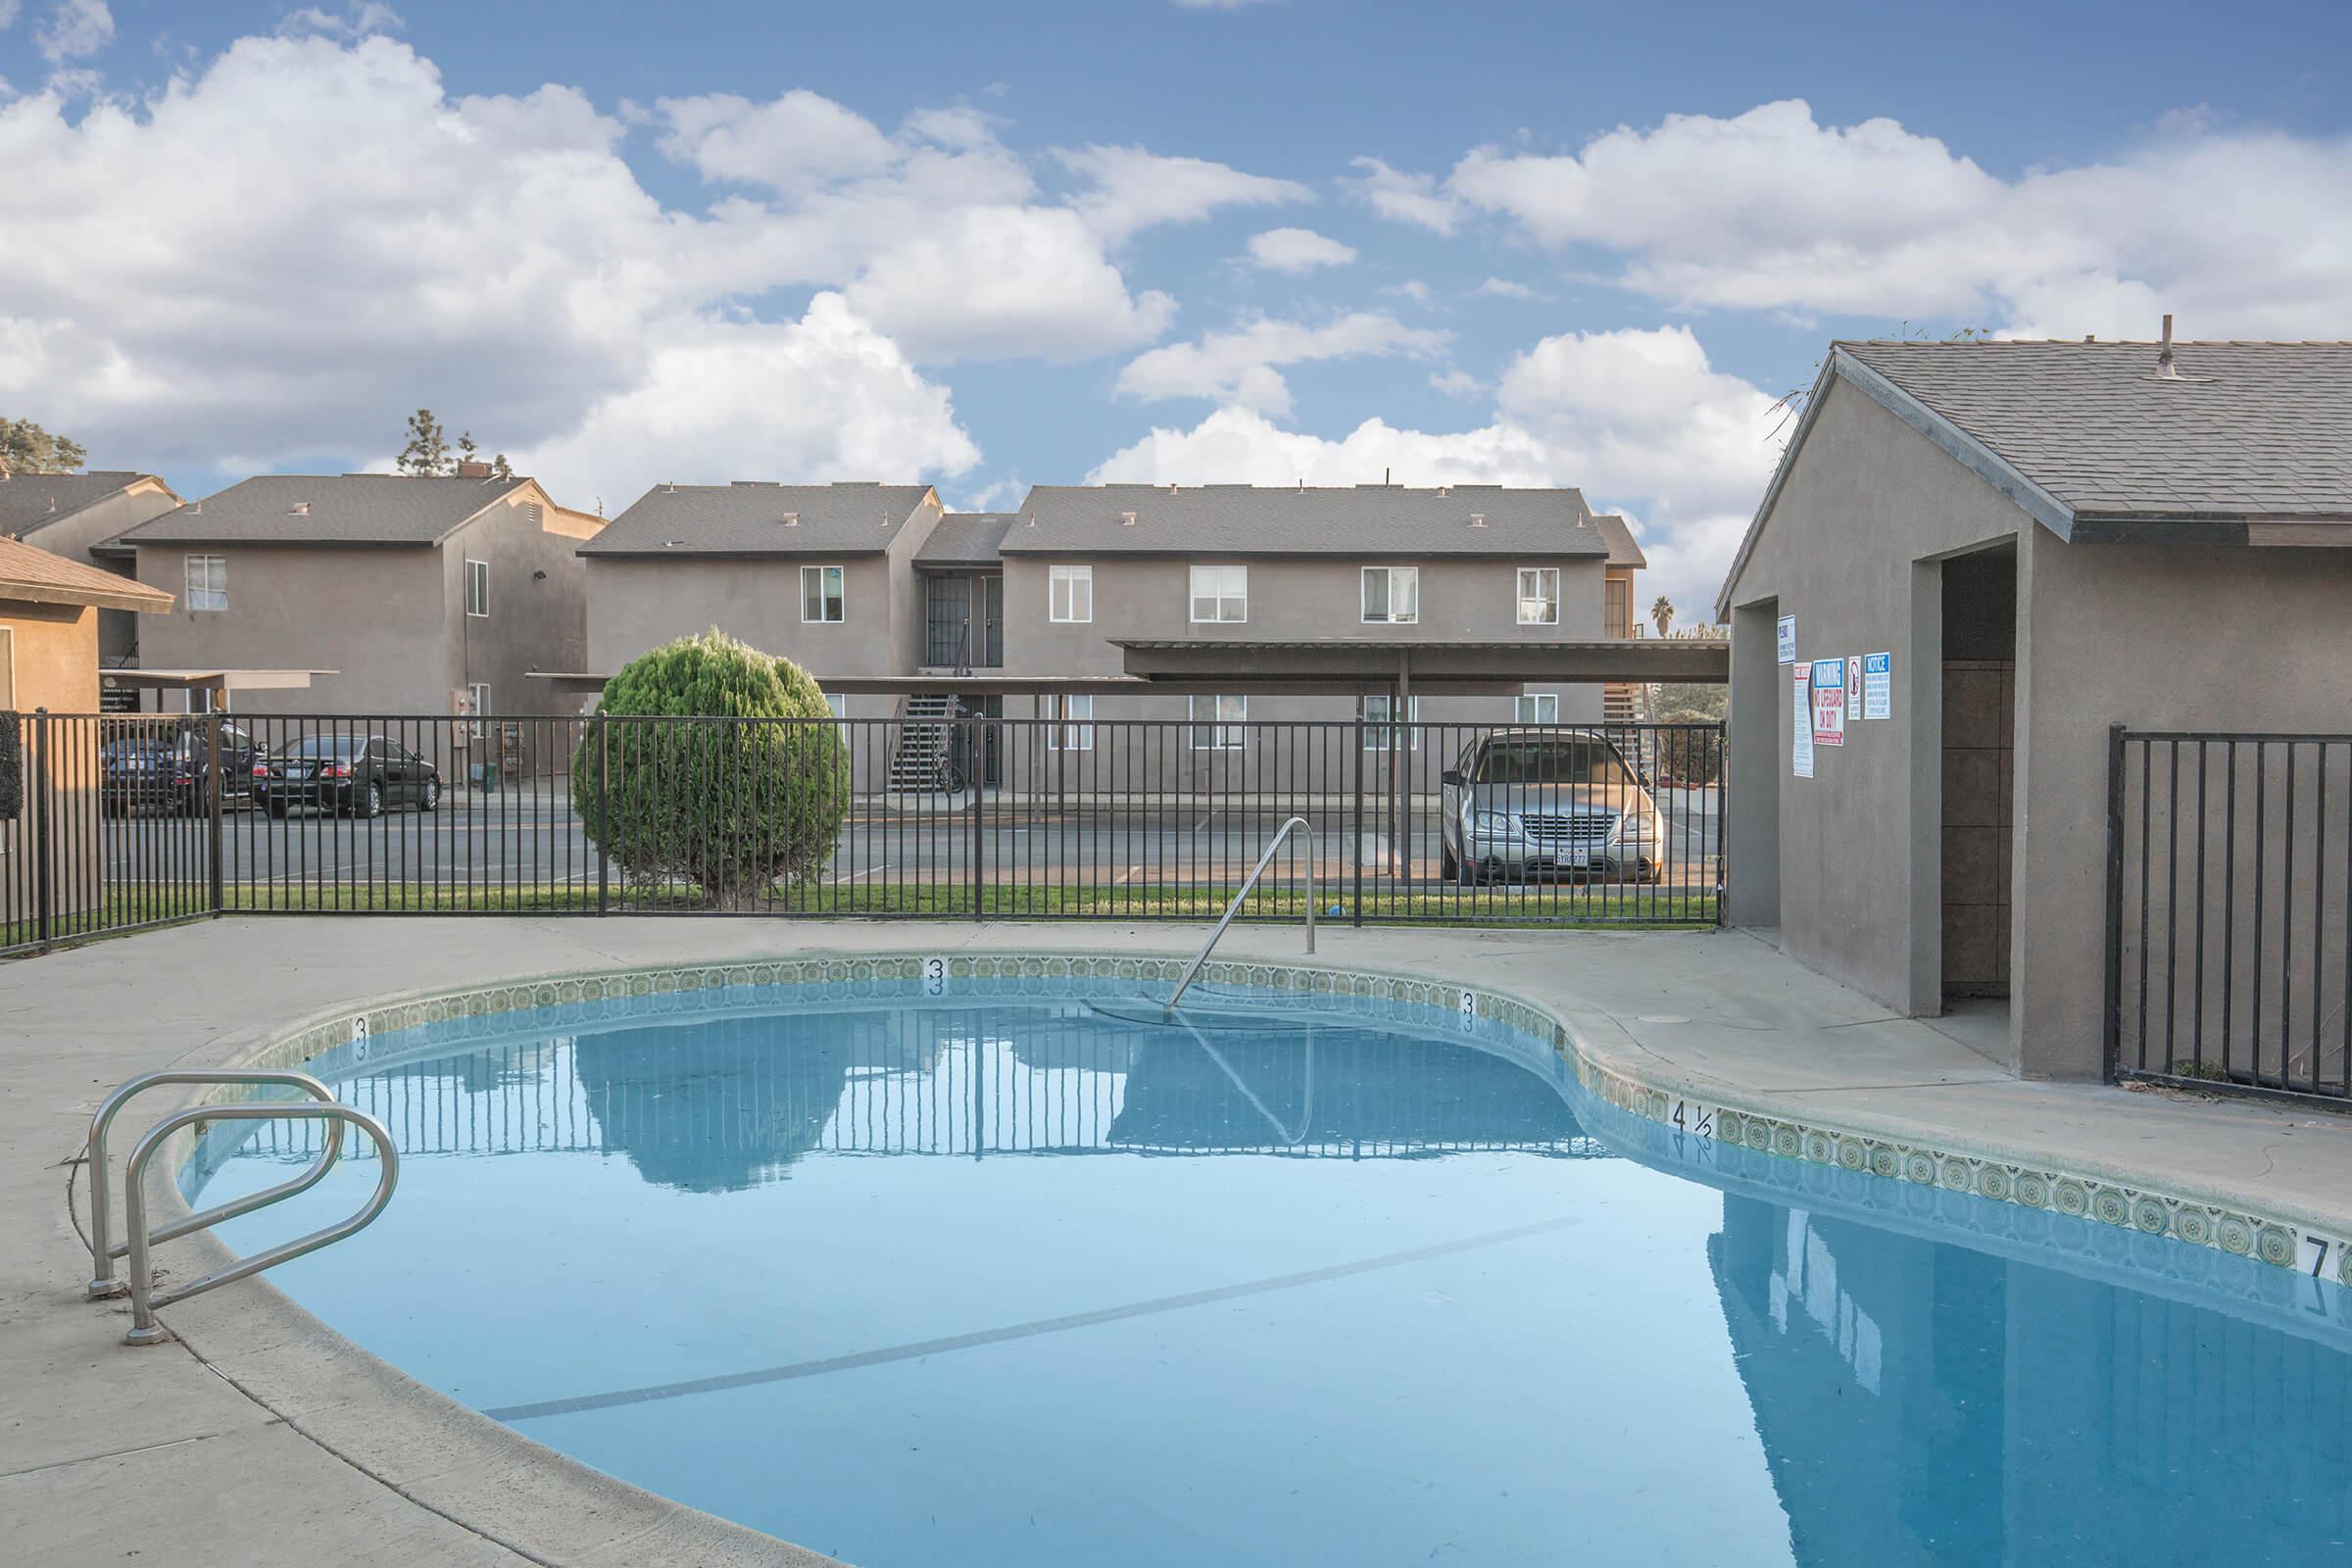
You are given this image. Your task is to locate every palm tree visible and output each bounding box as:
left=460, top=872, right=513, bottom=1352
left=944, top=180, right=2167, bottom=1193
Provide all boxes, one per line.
left=1650, top=596, right=1675, bottom=638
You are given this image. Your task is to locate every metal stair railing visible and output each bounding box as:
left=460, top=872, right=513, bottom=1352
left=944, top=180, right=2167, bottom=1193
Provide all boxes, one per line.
left=1166, top=814, right=1314, bottom=1010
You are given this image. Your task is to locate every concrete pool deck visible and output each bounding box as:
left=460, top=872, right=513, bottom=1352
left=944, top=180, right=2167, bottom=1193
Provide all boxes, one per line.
left=9, top=915, right=2352, bottom=1564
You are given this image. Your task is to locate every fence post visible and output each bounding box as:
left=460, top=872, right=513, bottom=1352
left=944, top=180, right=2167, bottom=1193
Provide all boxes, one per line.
left=206, top=711, right=224, bottom=918
left=2101, top=722, right=2127, bottom=1081
left=1714, top=721, right=1728, bottom=928
left=31, top=709, right=52, bottom=951
left=967, top=716, right=984, bottom=922
left=595, top=715, right=611, bottom=916
left=1351, top=706, right=1365, bottom=926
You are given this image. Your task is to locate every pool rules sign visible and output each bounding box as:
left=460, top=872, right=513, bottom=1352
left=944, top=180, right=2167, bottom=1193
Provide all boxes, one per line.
left=1810, top=660, right=1846, bottom=747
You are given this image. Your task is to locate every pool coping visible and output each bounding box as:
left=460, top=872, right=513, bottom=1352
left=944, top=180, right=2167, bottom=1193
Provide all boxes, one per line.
left=132, top=943, right=2352, bottom=1565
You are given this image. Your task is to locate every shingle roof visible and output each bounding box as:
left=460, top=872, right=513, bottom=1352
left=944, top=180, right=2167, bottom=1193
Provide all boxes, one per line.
left=0, top=470, right=162, bottom=539
left=0, top=533, right=175, bottom=612
left=1590, top=514, right=1647, bottom=569
left=121, top=473, right=531, bottom=546
left=581, top=482, right=937, bottom=557
left=1001, top=484, right=1607, bottom=557
left=914, top=512, right=1013, bottom=567
left=1838, top=339, right=2352, bottom=521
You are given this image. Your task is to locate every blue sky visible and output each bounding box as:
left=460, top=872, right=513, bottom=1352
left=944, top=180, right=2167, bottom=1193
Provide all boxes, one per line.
left=6, top=0, right=2350, bottom=611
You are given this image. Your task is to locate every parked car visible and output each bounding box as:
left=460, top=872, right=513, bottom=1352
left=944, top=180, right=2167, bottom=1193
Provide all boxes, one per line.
left=259, top=734, right=442, bottom=817
left=100, top=720, right=266, bottom=814
left=1439, top=728, right=1664, bottom=885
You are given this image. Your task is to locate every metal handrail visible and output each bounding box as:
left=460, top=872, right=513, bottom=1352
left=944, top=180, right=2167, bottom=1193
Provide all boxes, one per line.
left=121, top=1102, right=398, bottom=1347
left=84, top=1069, right=341, bottom=1299
left=1167, top=814, right=1314, bottom=1010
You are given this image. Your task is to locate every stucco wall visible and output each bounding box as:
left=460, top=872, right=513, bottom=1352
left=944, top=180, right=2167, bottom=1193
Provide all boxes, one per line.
left=1, top=601, right=103, bottom=927
left=15, top=480, right=182, bottom=667
left=2, top=600, right=100, bottom=712
left=583, top=554, right=906, bottom=703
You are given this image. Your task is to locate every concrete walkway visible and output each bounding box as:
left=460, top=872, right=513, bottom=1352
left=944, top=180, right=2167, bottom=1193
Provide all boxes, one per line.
left=8, top=915, right=2352, bottom=1565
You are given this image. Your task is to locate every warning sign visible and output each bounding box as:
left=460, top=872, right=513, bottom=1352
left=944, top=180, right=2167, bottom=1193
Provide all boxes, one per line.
left=1863, top=652, right=1892, bottom=719
left=1811, top=660, right=1846, bottom=748
left=1792, top=664, right=1813, bottom=778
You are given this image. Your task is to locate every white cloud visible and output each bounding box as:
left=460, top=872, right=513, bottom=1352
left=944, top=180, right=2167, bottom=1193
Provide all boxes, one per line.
left=658, top=89, right=904, bottom=192
left=1056, top=144, right=1308, bottom=242
left=1116, top=313, right=1450, bottom=417
left=1092, top=323, right=1779, bottom=617
left=275, top=2, right=402, bottom=38
left=1385, top=278, right=1433, bottom=307
left=1244, top=226, right=1356, bottom=273
left=507, top=294, right=979, bottom=513
left=1441, top=98, right=2352, bottom=337
left=1346, top=156, right=1460, bottom=234
left=1474, top=276, right=1540, bottom=300
left=1429, top=368, right=1482, bottom=398
left=34, top=0, right=110, bottom=61
left=0, top=1, right=24, bottom=25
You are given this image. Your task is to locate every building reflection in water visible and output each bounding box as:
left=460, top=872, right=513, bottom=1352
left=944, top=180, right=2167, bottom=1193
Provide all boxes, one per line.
left=1709, top=1193, right=2352, bottom=1565
left=238, top=1004, right=1604, bottom=1194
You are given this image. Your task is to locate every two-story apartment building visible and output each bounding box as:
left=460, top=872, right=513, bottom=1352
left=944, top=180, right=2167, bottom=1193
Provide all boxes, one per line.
left=116, top=468, right=604, bottom=752
left=0, top=467, right=185, bottom=673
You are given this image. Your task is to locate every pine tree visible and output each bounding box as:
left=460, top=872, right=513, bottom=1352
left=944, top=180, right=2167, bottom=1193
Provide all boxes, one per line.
left=396, top=409, right=451, bottom=475
left=0, top=417, right=87, bottom=474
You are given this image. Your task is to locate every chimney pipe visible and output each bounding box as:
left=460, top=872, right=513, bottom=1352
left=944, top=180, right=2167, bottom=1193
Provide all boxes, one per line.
left=2156, top=314, right=2178, bottom=378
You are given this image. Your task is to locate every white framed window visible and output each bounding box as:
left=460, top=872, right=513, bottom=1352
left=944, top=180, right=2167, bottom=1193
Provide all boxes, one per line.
left=1048, top=694, right=1094, bottom=751
left=801, top=564, right=846, bottom=623
left=1363, top=693, right=1422, bottom=750
left=1516, top=566, right=1559, bottom=626
left=184, top=554, right=228, bottom=612
left=466, top=559, right=490, bottom=617
left=1361, top=565, right=1420, bottom=624
left=1189, top=694, right=1246, bottom=750
left=1516, top=692, right=1560, bottom=725
left=467, top=681, right=492, bottom=739
left=824, top=694, right=847, bottom=718
left=1050, top=564, right=1093, bottom=623
left=1189, top=564, right=1247, bottom=623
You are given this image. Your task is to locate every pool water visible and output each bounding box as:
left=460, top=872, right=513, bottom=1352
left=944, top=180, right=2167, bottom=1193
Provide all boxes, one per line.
left=194, top=985, right=2352, bottom=1567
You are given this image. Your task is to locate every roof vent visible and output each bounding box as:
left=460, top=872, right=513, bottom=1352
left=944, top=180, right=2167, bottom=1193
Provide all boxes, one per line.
left=290, top=501, right=311, bottom=515
left=2155, top=314, right=2178, bottom=379
left=663, top=539, right=687, bottom=548
left=1167, top=483, right=1179, bottom=495
left=1468, top=513, right=1487, bottom=528
left=188, top=501, right=202, bottom=514
left=1120, top=511, right=1138, bottom=527
left=781, top=513, right=799, bottom=526
left=663, top=481, right=677, bottom=494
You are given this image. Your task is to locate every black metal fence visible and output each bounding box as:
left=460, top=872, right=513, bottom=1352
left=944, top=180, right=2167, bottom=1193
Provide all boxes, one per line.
left=2106, top=727, right=2352, bottom=1105
left=2, top=710, right=1723, bottom=955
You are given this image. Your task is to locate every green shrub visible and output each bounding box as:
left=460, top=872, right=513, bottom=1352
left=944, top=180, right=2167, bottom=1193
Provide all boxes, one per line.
left=571, top=631, right=848, bottom=907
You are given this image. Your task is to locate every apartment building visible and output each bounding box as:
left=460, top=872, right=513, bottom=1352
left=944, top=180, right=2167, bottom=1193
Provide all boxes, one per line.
left=0, top=467, right=184, bottom=672
left=116, top=467, right=604, bottom=749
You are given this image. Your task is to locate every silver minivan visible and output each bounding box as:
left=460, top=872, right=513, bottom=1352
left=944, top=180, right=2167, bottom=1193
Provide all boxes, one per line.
left=1439, top=729, right=1664, bottom=885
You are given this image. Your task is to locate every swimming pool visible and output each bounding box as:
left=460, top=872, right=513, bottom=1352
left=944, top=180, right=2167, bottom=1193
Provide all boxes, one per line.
left=188, top=966, right=2352, bottom=1567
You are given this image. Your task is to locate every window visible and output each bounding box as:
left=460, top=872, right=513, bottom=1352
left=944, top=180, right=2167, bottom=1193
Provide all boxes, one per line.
left=1050, top=564, right=1093, bottom=623
left=185, top=555, right=228, bottom=612
left=1361, top=565, right=1420, bottom=624
left=1189, top=564, right=1247, bottom=623
left=824, top=694, right=847, bottom=718
left=1517, top=567, right=1559, bottom=626
left=468, top=682, right=491, bottom=738
left=801, top=564, right=846, bottom=623
left=1049, top=694, right=1094, bottom=751
left=1363, top=693, right=1422, bottom=750
left=1188, top=694, right=1246, bottom=750
left=466, top=559, right=490, bottom=617
left=1516, top=692, right=1560, bottom=725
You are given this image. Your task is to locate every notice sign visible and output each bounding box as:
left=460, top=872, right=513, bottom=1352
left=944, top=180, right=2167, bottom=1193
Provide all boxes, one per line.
left=1777, top=614, right=1797, bottom=665
left=1811, top=660, right=1846, bottom=748
left=1863, top=652, right=1892, bottom=719
left=1792, top=665, right=1814, bottom=777
left=1846, top=656, right=1863, bottom=721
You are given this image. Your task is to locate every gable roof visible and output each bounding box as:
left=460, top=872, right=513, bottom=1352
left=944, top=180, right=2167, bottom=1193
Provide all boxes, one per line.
left=121, top=473, right=534, bottom=547
left=1590, top=514, right=1646, bottom=569
left=0, top=470, right=173, bottom=540
left=1002, top=484, right=1607, bottom=558
left=581, top=482, right=937, bottom=558
left=914, top=512, right=1013, bottom=567
left=1716, top=337, right=2352, bottom=619
left=0, top=533, right=175, bottom=613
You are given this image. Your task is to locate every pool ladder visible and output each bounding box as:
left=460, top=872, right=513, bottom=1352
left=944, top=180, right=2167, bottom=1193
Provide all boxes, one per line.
left=1167, top=814, right=1316, bottom=1010
left=82, top=1070, right=399, bottom=1347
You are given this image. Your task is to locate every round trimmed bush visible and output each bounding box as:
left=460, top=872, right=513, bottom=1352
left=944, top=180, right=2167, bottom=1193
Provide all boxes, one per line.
left=572, top=630, right=848, bottom=906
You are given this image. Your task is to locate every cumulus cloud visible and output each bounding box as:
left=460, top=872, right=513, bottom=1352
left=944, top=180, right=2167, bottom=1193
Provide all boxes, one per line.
left=1474, top=276, right=1541, bottom=300
left=1244, top=226, right=1356, bottom=273
left=34, top=0, right=110, bottom=61
left=1116, top=313, right=1450, bottom=417
left=275, top=2, right=403, bottom=38
left=657, top=89, right=904, bottom=191
left=1428, top=99, right=2352, bottom=337
left=1093, top=323, right=1780, bottom=615
left=1056, top=144, right=1309, bottom=242
left=1346, top=156, right=1460, bottom=234
left=1428, top=368, right=1482, bottom=398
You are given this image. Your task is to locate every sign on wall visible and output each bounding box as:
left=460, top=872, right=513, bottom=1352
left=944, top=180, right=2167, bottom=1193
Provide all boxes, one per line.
left=1811, top=660, right=1846, bottom=748
left=1777, top=614, right=1797, bottom=665
left=1863, top=653, right=1892, bottom=720
left=1792, top=664, right=1814, bottom=777
left=1845, top=656, right=1863, bottom=721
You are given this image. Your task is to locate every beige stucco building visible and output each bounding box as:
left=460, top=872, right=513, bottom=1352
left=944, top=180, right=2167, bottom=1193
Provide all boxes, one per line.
left=0, top=468, right=184, bottom=671
left=1717, top=335, right=2352, bottom=1082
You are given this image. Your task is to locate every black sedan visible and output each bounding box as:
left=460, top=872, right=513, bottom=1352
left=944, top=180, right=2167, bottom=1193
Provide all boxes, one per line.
left=101, top=722, right=266, bottom=814
left=259, top=735, right=442, bottom=817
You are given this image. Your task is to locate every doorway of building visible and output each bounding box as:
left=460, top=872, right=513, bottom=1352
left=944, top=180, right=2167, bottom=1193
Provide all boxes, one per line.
left=1938, top=547, right=2016, bottom=1023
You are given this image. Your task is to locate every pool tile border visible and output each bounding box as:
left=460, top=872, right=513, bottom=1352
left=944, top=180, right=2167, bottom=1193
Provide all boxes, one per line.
left=219, top=952, right=2352, bottom=1293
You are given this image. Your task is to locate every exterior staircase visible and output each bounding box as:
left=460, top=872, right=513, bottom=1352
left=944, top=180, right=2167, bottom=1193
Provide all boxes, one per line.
left=888, top=694, right=963, bottom=792
left=1602, top=682, right=1646, bottom=725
